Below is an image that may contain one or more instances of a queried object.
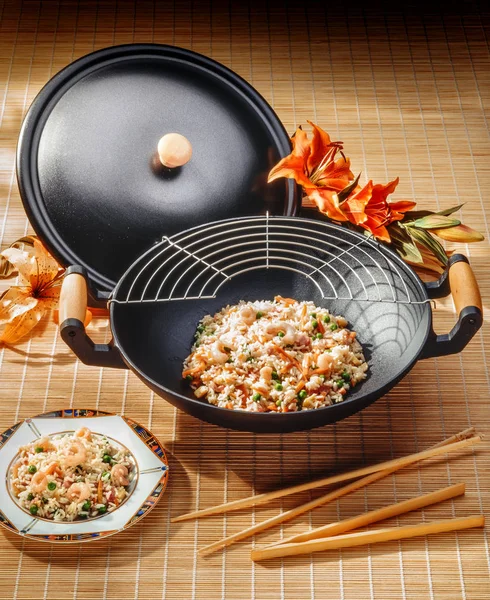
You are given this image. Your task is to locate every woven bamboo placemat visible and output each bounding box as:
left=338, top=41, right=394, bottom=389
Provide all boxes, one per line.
left=0, top=1, right=489, bottom=598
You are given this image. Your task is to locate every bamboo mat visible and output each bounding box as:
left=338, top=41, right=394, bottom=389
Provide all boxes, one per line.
left=0, top=1, right=489, bottom=598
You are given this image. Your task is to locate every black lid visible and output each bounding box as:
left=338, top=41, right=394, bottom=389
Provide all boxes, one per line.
left=17, top=44, right=299, bottom=302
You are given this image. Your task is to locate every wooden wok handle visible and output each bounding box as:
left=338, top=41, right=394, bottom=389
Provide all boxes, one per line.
left=58, top=267, right=126, bottom=369
left=448, top=259, right=482, bottom=315
left=59, top=272, right=88, bottom=324
left=421, top=255, right=482, bottom=359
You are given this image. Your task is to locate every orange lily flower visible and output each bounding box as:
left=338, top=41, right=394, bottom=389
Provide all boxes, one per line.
left=267, top=121, right=354, bottom=215
left=0, top=238, right=64, bottom=344
left=342, top=178, right=416, bottom=242
left=267, top=121, right=484, bottom=274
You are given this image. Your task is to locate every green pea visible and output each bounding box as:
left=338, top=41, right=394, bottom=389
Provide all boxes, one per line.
left=276, top=399, right=282, bottom=406
left=323, top=314, right=330, bottom=323
left=82, top=501, right=91, bottom=511
left=29, top=505, right=38, bottom=515
left=47, top=482, right=56, bottom=491
left=315, top=333, right=323, bottom=339
left=185, top=374, right=193, bottom=381
left=34, top=447, right=44, bottom=453
left=98, top=505, right=107, bottom=514
left=310, top=313, right=317, bottom=318
left=277, top=331, right=285, bottom=338
left=274, top=383, right=283, bottom=391
left=312, top=320, right=318, bottom=329
left=298, top=390, right=307, bottom=400
left=342, top=371, right=351, bottom=382
left=271, top=371, right=280, bottom=381
left=102, top=454, right=112, bottom=463
left=28, top=465, right=37, bottom=474
left=27, top=493, right=34, bottom=501
left=252, top=393, right=261, bottom=402
left=330, top=323, right=338, bottom=331
left=256, top=311, right=263, bottom=319
left=336, top=379, right=345, bottom=387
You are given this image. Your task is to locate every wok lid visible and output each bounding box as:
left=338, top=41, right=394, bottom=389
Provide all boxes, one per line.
left=17, top=44, right=299, bottom=303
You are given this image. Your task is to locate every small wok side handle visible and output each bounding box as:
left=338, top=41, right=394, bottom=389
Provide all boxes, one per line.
left=59, top=267, right=127, bottom=369
left=421, top=254, right=483, bottom=359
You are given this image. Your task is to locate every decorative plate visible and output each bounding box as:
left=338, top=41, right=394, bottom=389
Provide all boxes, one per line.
left=0, top=409, right=168, bottom=543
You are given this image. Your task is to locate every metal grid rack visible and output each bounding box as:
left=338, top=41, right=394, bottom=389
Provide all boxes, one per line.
left=111, top=216, right=429, bottom=306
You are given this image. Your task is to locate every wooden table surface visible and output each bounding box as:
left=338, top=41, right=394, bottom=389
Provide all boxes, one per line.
left=0, top=2, right=489, bottom=599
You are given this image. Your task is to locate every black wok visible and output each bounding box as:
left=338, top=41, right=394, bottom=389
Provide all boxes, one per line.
left=59, top=216, right=482, bottom=433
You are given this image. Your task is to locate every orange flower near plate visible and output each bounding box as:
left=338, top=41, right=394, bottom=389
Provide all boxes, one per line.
left=0, top=236, right=64, bottom=344
left=268, top=122, right=484, bottom=274
left=0, top=236, right=96, bottom=345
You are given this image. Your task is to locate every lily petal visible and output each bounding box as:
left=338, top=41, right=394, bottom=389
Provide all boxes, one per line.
left=305, top=188, right=349, bottom=222
left=0, top=247, right=36, bottom=286
left=362, top=216, right=391, bottom=242
left=374, top=177, right=400, bottom=198
left=38, top=280, right=62, bottom=305
left=32, top=239, right=62, bottom=290
left=267, top=128, right=312, bottom=187
left=316, top=157, right=355, bottom=189
left=306, top=121, right=333, bottom=174
left=0, top=300, right=47, bottom=344
left=0, top=287, right=38, bottom=325
left=342, top=181, right=374, bottom=225
left=389, top=200, right=417, bottom=213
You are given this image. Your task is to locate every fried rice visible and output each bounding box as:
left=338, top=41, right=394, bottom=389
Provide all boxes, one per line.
left=182, top=296, right=368, bottom=412
left=10, top=428, right=135, bottom=521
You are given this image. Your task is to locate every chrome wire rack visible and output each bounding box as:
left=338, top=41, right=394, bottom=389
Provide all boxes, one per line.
left=110, top=215, right=430, bottom=306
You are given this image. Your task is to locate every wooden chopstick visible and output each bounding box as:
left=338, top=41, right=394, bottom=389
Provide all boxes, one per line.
left=198, top=435, right=480, bottom=556
left=250, top=515, right=485, bottom=561
left=173, top=427, right=477, bottom=523
left=270, top=482, right=465, bottom=546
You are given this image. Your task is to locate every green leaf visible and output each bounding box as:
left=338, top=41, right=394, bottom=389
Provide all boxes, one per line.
left=388, top=225, right=423, bottom=263
left=406, top=226, right=449, bottom=266
left=403, top=209, right=431, bottom=221
left=337, top=172, right=361, bottom=203
left=437, top=204, right=464, bottom=217
left=410, top=214, right=461, bottom=230
left=403, top=204, right=464, bottom=222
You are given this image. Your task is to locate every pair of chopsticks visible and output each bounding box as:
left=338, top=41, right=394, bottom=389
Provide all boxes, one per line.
left=171, top=428, right=483, bottom=558
left=251, top=483, right=483, bottom=561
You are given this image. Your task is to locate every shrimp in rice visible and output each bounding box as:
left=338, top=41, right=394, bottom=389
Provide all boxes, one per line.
left=9, top=429, right=135, bottom=522
left=183, top=297, right=368, bottom=412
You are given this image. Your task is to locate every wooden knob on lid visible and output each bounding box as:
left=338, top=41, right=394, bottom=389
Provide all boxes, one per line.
left=157, top=133, right=193, bottom=168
